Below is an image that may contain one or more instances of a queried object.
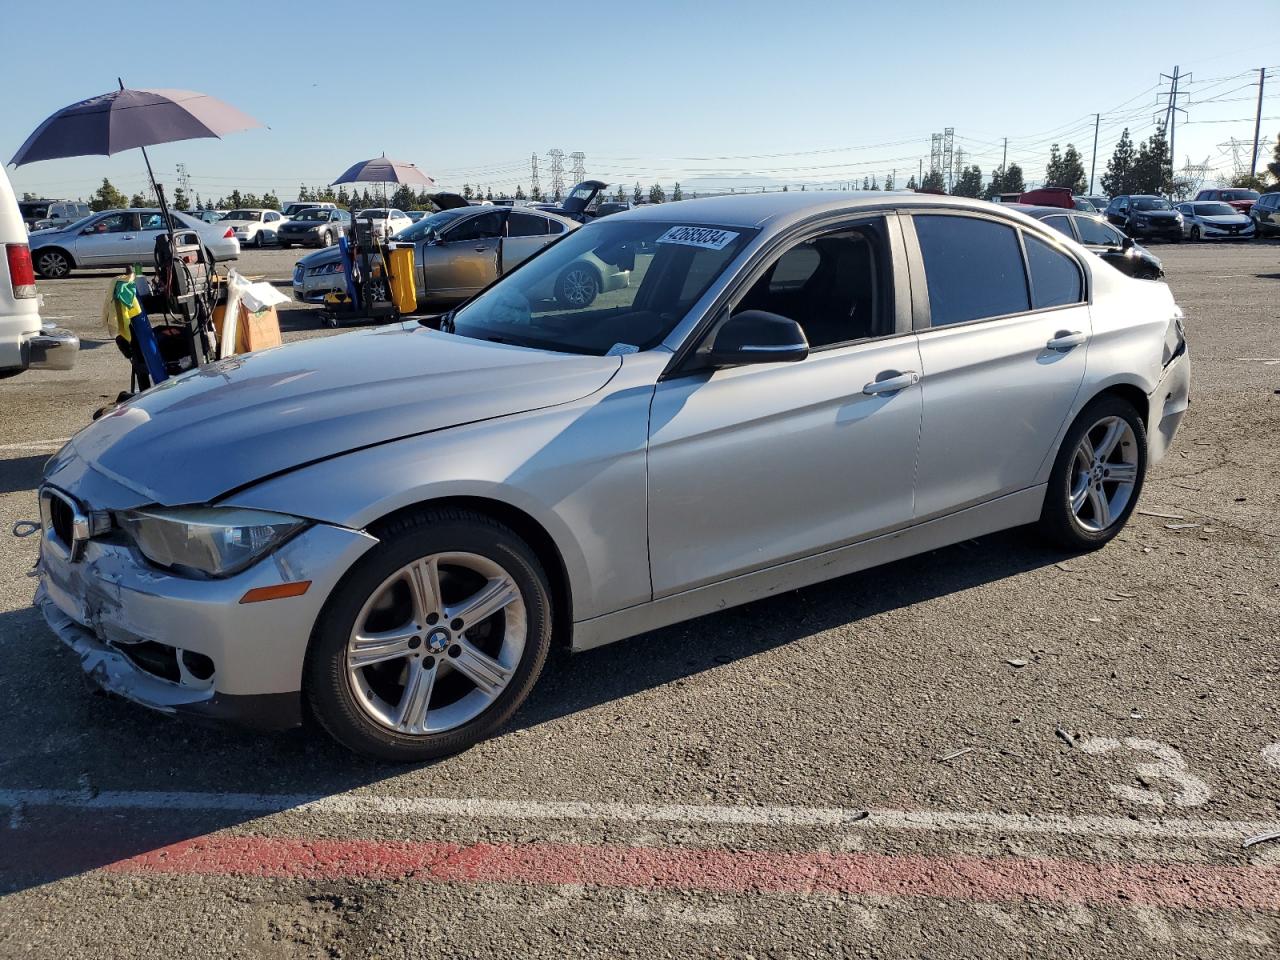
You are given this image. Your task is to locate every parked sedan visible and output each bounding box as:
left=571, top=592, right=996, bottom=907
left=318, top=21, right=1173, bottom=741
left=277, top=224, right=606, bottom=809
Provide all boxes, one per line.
left=293, top=205, right=628, bottom=309
left=1015, top=205, right=1163, bottom=280
left=219, top=208, right=289, bottom=247
left=27, top=209, right=240, bottom=279
left=1250, top=191, right=1280, bottom=237
left=354, top=208, right=413, bottom=240
left=277, top=208, right=351, bottom=248
left=1103, top=195, right=1183, bottom=242
left=1174, top=201, right=1255, bottom=241
left=32, top=193, right=1190, bottom=760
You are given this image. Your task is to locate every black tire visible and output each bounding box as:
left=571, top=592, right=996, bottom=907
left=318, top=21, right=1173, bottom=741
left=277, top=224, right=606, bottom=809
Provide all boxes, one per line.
left=34, top=248, right=72, bottom=279
left=555, top=263, right=600, bottom=309
left=304, top=508, right=553, bottom=762
left=321, top=230, right=333, bottom=247
left=253, top=232, right=264, bottom=248
left=1189, top=226, right=1200, bottom=241
left=1037, top=395, right=1147, bottom=551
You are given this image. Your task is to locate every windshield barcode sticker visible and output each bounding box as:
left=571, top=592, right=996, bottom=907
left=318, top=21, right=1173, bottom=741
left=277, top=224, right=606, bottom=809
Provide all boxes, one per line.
left=656, top=226, right=740, bottom=250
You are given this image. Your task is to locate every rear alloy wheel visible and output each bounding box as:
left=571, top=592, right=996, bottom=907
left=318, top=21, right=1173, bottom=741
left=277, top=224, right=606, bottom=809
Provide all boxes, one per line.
left=1038, top=397, right=1146, bottom=550
left=555, top=264, right=599, bottom=309
left=34, top=249, right=71, bottom=279
left=1189, top=225, right=1201, bottom=241
left=320, top=231, right=333, bottom=247
left=305, top=509, right=552, bottom=761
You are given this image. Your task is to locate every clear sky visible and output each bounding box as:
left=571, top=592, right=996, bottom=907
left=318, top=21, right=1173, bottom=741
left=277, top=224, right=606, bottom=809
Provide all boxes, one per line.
left=5, top=0, right=1278, bottom=203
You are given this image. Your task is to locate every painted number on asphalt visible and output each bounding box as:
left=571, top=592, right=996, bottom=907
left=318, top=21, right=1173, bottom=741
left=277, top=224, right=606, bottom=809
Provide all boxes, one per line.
left=1077, top=737, right=1212, bottom=808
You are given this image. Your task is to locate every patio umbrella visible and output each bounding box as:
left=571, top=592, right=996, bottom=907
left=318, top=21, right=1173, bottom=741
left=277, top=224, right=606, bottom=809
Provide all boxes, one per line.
left=332, top=154, right=435, bottom=205
left=10, top=79, right=262, bottom=230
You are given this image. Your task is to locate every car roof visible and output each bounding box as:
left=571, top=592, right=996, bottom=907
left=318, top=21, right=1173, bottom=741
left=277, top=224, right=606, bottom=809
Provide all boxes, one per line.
left=615, top=191, right=1035, bottom=230
left=1007, top=204, right=1085, bottom=218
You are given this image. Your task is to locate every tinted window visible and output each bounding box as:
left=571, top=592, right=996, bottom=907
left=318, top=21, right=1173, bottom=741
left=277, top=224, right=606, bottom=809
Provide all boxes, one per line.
left=547, top=219, right=567, bottom=235
left=1074, top=216, right=1121, bottom=247
left=447, top=211, right=505, bottom=242
left=914, top=215, right=1029, bottom=326
left=88, top=213, right=136, bottom=234
left=508, top=212, right=548, bottom=237
left=1024, top=235, right=1083, bottom=309
left=737, top=221, right=893, bottom=348
left=1043, top=216, right=1074, bottom=238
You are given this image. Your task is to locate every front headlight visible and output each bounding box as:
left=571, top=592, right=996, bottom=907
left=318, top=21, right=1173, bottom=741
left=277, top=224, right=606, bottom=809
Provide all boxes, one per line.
left=116, top=506, right=307, bottom=577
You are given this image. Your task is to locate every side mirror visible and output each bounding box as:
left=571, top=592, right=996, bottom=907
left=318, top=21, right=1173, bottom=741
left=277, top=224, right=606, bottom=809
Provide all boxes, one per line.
left=707, top=310, right=809, bottom=368
left=1121, top=236, right=1135, bottom=252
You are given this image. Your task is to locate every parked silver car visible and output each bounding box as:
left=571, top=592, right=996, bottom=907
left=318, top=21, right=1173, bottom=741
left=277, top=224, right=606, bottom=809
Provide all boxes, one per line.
left=1173, top=201, right=1255, bottom=241
left=27, top=209, right=240, bottom=278
left=33, top=193, right=1190, bottom=760
left=292, top=205, right=628, bottom=309
left=277, top=207, right=351, bottom=248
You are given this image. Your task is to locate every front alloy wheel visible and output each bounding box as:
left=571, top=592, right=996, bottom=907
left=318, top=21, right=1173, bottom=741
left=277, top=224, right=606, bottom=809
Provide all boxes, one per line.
left=555, top=265, right=599, bottom=309
left=306, top=508, right=551, bottom=761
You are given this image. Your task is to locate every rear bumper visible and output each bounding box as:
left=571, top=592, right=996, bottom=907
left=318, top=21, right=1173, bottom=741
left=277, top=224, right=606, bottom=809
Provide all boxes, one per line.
left=1, top=326, right=79, bottom=374
left=1147, top=346, right=1190, bottom=465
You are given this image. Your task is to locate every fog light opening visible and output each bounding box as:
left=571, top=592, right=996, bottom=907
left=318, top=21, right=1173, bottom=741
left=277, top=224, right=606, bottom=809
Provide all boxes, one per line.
left=180, top=649, right=216, bottom=682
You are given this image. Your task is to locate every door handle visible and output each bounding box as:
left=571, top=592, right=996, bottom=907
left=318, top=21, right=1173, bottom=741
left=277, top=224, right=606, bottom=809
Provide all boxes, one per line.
left=862, top=370, right=919, bottom=396
left=1046, top=330, right=1088, bottom=351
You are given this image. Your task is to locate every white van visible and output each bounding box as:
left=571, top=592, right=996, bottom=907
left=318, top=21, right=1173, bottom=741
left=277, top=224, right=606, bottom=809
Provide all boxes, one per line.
left=0, top=167, right=77, bottom=376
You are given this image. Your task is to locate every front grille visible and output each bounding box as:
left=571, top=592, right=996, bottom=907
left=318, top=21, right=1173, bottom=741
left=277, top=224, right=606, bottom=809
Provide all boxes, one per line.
left=48, top=494, right=73, bottom=546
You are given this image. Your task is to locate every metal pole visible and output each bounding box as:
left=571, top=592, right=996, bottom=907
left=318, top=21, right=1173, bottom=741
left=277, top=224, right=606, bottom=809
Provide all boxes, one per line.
left=1001, top=138, right=1008, bottom=173
left=1251, top=67, right=1267, bottom=178
left=1089, top=113, right=1100, bottom=195
left=1168, top=66, right=1179, bottom=190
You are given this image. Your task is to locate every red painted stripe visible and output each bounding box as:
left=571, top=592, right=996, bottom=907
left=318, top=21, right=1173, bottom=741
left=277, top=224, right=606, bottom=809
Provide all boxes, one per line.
left=100, top=836, right=1280, bottom=911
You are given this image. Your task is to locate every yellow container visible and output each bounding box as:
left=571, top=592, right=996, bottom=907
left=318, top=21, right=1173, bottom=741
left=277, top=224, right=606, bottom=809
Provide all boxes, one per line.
left=387, top=247, right=417, bottom=314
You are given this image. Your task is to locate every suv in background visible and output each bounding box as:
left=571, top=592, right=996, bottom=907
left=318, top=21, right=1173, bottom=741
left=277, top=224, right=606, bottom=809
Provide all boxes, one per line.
left=283, top=200, right=337, bottom=218
left=18, top=199, right=90, bottom=232
left=1194, top=188, right=1259, bottom=214
left=1249, top=192, right=1280, bottom=237
left=1104, top=195, right=1183, bottom=242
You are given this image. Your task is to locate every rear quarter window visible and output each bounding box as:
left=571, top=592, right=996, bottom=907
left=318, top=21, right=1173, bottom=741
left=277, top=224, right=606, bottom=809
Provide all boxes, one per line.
left=1024, top=235, right=1083, bottom=309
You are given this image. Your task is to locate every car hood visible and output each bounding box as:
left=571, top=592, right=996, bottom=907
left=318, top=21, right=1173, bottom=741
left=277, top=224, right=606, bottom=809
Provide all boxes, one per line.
left=64, top=325, right=622, bottom=505
left=1133, top=209, right=1177, bottom=218
left=1201, top=215, right=1250, bottom=225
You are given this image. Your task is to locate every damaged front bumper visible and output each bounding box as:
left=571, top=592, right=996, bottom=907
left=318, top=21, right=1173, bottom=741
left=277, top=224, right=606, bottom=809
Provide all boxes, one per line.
left=35, top=516, right=378, bottom=730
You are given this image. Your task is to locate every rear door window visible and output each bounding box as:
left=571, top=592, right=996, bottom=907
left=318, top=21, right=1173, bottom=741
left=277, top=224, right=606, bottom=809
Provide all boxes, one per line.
left=1024, top=235, right=1083, bottom=310
left=913, top=215, right=1030, bottom=326
left=1042, top=216, right=1075, bottom=239
left=448, top=211, right=506, bottom=242
left=1074, top=216, right=1121, bottom=247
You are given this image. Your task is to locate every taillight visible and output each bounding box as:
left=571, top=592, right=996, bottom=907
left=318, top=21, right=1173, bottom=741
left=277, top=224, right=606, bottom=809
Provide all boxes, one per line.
left=5, top=244, right=37, bottom=298
left=224, top=227, right=235, bottom=238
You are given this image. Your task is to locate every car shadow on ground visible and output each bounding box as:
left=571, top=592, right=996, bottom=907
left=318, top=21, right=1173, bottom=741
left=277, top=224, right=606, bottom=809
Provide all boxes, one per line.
left=0, top=525, right=1065, bottom=894
left=0, top=455, right=50, bottom=496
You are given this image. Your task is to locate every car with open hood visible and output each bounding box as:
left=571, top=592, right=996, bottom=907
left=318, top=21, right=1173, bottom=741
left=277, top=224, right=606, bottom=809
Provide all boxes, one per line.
left=32, top=192, right=1190, bottom=761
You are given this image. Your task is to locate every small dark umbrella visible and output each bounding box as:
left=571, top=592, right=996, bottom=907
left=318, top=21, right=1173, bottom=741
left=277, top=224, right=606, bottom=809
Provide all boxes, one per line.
left=10, top=80, right=262, bottom=229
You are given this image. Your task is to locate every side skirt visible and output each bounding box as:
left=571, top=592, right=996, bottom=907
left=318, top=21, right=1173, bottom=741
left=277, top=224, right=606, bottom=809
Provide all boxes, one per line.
left=570, top=485, right=1046, bottom=652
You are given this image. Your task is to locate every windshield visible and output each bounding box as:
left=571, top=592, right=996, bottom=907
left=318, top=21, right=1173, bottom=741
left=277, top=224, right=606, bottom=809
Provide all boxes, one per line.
left=1220, top=190, right=1259, bottom=202
left=448, top=220, right=757, bottom=356
left=296, top=210, right=329, bottom=221
left=1194, top=202, right=1236, bottom=217
left=222, top=209, right=262, bottom=221
left=395, top=208, right=474, bottom=241
left=19, top=202, right=50, bottom=218
left=1132, top=198, right=1171, bottom=211
left=356, top=209, right=390, bottom=218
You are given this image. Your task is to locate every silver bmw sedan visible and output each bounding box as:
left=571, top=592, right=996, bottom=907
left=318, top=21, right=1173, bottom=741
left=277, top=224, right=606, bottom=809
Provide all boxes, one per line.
left=33, top=192, right=1190, bottom=760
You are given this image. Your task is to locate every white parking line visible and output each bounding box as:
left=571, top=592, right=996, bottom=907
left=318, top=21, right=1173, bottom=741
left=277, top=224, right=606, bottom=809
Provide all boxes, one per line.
left=1, top=788, right=1275, bottom=842
left=0, top=438, right=69, bottom=453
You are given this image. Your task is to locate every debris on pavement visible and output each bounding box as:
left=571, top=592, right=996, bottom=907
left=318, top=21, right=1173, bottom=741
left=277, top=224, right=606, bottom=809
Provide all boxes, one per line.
left=1165, top=523, right=1201, bottom=530
left=936, top=747, right=974, bottom=763
left=1242, top=829, right=1280, bottom=850
left=1138, top=510, right=1185, bottom=520
left=1055, top=726, right=1076, bottom=748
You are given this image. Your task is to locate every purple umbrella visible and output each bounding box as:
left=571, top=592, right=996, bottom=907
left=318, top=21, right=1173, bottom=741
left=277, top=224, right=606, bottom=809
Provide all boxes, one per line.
left=332, top=154, right=436, bottom=188
left=9, top=80, right=262, bottom=232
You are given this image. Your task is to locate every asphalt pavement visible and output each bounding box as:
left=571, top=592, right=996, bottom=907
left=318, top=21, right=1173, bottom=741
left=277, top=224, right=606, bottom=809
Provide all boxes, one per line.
left=0, top=242, right=1278, bottom=958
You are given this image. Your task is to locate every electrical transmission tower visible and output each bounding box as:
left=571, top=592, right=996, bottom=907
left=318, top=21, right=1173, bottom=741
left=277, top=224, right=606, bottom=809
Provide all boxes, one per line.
left=1178, top=155, right=1212, bottom=198
left=569, top=151, right=585, bottom=184
left=547, top=149, right=565, bottom=201
left=929, top=133, right=942, bottom=175
left=943, top=127, right=955, bottom=191
left=1219, top=138, right=1250, bottom=179
left=176, top=163, right=191, bottom=196
left=530, top=153, right=541, bottom=199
